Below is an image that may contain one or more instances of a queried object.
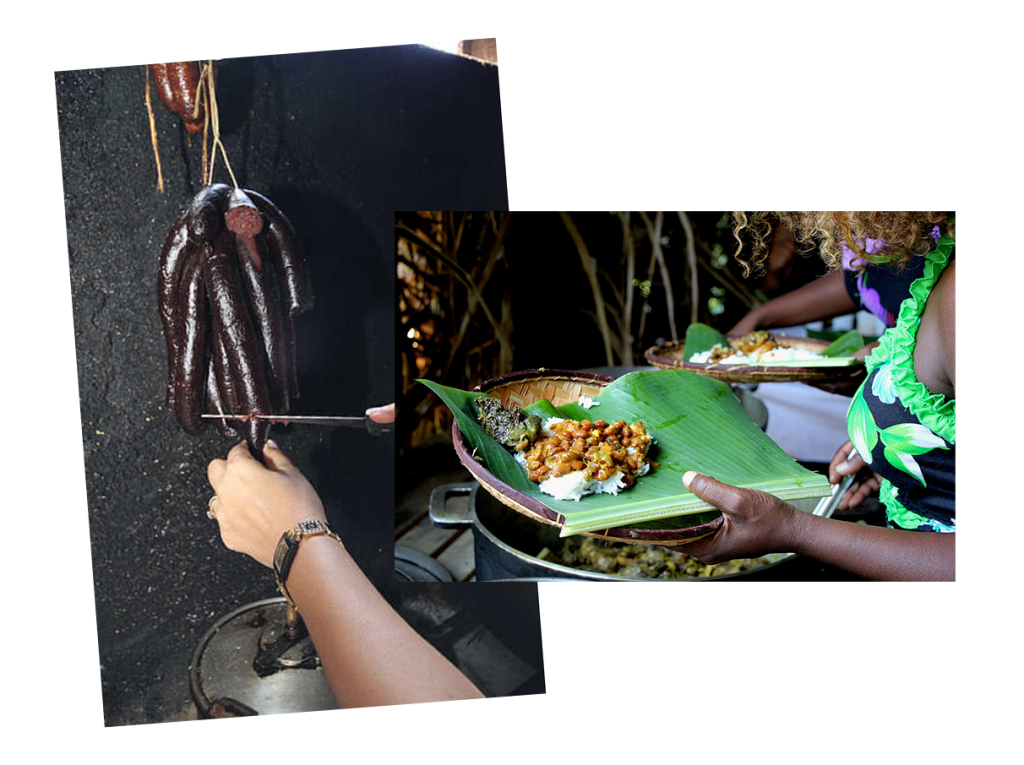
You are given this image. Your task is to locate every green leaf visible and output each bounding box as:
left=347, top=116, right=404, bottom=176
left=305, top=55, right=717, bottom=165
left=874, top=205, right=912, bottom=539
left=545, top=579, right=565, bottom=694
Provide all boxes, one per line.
left=820, top=330, right=865, bottom=358
left=683, top=322, right=728, bottom=356
left=878, top=423, right=948, bottom=456
left=419, top=370, right=832, bottom=537
left=883, top=446, right=926, bottom=486
left=846, top=392, right=878, bottom=464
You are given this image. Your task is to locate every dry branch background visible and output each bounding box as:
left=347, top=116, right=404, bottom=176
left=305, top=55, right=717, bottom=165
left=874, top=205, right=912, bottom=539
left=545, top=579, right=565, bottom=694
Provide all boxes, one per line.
left=397, top=211, right=825, bottom=455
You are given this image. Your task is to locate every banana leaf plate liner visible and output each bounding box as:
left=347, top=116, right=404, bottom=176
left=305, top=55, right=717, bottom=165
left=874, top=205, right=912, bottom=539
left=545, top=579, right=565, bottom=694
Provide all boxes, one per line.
left=429, top=368, right=833, bottom=545
left=451, top=370, right=711, bottom=544
left=644, top=335, right=866, bottom=384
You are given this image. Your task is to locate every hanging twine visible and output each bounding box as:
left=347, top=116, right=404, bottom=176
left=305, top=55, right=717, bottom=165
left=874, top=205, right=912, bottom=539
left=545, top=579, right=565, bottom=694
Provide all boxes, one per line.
left=144, top=67, right=165, bottom=193
left=195, top=60, right=239, bottom=189
left=146, top=60, right=239, bottom=192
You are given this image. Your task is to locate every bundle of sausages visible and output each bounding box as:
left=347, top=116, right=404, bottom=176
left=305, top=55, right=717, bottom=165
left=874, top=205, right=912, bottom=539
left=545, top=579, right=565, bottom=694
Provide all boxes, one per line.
left=159, top=185, right=314, bottom=454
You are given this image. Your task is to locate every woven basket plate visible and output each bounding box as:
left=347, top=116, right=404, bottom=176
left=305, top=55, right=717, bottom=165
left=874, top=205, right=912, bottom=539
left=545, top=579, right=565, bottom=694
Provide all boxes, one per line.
left=451, top=369, right=721, bottom=545
left=644, top=335, right=866, bottom=384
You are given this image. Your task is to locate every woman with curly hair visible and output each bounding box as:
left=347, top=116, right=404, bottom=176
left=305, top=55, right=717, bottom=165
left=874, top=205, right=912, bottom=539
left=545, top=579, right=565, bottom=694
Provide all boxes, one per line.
left=730, top=212, right=952, bottom=334
left=681, top=212, right=955, bottom=580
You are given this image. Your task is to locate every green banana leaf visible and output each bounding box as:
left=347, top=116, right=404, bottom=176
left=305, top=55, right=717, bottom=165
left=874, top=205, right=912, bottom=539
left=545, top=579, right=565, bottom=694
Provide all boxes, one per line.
left=820, top=330, right=865, bottom=357
left=683, top=322, right=728, bottom=356
left=420, top=370, right=832, bottom=537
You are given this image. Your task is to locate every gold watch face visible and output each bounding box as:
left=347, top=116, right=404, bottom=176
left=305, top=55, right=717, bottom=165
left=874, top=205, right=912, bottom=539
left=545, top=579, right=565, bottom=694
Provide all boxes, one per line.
left=297, top=519, right=325, bottom=536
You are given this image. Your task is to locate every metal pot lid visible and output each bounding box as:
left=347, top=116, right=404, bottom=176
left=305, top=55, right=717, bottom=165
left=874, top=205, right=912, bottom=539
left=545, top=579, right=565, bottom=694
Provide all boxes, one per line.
left=189, top=598, right=337, bottom=717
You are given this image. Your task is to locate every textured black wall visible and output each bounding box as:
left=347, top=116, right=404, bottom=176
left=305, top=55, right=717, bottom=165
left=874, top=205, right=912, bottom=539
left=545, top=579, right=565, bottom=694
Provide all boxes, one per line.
left=56, top=45, right=537, bottom=725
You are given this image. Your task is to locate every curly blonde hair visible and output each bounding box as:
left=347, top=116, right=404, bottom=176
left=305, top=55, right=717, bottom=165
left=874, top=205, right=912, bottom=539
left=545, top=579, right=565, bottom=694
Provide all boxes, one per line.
left=732, top=212, right=954, bottom=277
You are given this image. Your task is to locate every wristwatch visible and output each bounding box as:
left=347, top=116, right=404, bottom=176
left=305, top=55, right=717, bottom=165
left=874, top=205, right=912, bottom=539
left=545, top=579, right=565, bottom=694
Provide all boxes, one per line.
left=272, top=518, right=341, bottom=608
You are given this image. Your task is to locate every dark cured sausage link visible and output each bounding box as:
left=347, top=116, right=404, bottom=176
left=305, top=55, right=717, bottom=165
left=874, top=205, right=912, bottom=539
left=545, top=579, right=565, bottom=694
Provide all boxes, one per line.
left=204, top=231, right=272, bottom=455
left=204, top=363, right=238, bottom=439
left=166, top=62, right=205, bottom=133
left=149, top=62, right=205, bottom=133
left=245, top=190, right=314, bottom=316
left=172, top=245, right=208, bottom=435
left=158, top=210, right=192, bottom=290
left=210, top=328, right=243, bottom=438
left=204, top=303, right=235, bottom=439
left=224, top=188, right=264, bottom=243
left=149, top=64, right=180, bottom=115
left=287, top=315, right=300, bottom=399
left=163, top=184, right=229, bottom=408
left=236, top=233, right=290, bottom=412
left=206, top=233, right=271, bottom=454
left=245, top=190, right=309, bottom=401
left=158, top=213, right=193, bottom=407
left=187, top=183, right=233, bottom=244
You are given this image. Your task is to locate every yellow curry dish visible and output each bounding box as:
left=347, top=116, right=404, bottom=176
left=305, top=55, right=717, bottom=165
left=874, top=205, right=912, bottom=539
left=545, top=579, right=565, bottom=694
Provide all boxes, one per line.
left=473, top=396, right=656, bottom=501
left=516, top=417, right=655, bottom=501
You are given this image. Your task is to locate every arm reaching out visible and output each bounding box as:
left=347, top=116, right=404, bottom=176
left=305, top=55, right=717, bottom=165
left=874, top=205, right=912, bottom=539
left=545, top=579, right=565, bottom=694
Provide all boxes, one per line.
left=207, top=441, right=483, bottom=706
left=729, top=269, right=858, bottom=335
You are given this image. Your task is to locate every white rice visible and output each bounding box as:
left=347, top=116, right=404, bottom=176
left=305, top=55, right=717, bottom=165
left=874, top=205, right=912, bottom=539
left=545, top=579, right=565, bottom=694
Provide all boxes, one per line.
left=689, top=345, right=824, bottom=364
left=578, top=395, right=600, bottom=409
left=540, top=417, right=564, bottom=437
left=516, top=420, right=650, bottom=501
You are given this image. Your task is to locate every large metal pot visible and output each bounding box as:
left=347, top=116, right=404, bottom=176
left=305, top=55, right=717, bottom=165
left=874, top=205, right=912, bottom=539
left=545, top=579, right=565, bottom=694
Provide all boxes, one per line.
left=430, top=481, right=847, bottom=581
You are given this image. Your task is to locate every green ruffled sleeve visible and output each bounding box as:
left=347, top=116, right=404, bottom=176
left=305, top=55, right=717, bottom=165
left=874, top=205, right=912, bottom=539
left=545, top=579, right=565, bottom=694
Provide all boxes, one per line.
left=861, top=234, right=956, bottom=445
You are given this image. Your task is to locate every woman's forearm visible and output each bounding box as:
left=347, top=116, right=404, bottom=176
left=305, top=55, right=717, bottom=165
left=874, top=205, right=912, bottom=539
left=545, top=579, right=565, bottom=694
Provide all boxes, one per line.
left=749, top=269, right=858, bottom=329
left=287, top=536, right=484, bottom=707
left=789, top=512, right=955, bottom=581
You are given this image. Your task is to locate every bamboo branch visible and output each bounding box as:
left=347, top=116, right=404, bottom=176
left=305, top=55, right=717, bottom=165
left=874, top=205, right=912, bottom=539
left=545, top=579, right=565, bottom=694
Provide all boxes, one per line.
left=396, top=223, right=512, bottom=363
left=619, top=212, right=636, bottom=364
left=596, top=271, right=627, bottom=364
left=559, top=212, right=614, bottom=366
left=636, top=214, right=660, bottom=346
left=677, top=211, right=699, bottom=325
left=443, top=213, right=514, bottom=380
left=638, top=211, right=678, bottom=342
left=499, top=289, right=513, bottom=374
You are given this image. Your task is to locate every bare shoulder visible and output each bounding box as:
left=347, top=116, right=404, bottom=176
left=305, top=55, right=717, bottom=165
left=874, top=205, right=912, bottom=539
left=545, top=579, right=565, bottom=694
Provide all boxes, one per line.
left=939, top=260, right=955, bottom=331
left=939, top=260, right=955, bottom=387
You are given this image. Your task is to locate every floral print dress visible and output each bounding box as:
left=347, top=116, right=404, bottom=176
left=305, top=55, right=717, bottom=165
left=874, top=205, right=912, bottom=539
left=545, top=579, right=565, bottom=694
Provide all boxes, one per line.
left=844, top=232, right=956, bottom=532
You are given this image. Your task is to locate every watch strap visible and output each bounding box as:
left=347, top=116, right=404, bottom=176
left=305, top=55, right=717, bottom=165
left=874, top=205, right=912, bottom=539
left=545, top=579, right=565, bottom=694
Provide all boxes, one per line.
left=272, top=519, right=341, bottom=608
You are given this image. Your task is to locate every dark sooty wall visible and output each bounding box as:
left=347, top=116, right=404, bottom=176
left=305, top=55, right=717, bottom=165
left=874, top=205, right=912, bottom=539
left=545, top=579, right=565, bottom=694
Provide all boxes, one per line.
left=56, top=46, right=538, bottom=725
